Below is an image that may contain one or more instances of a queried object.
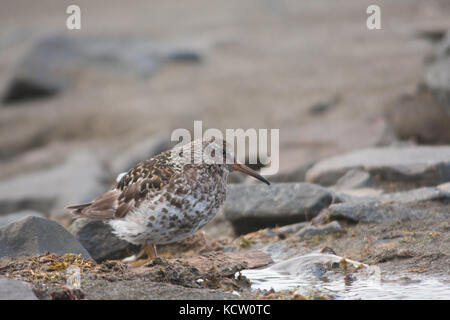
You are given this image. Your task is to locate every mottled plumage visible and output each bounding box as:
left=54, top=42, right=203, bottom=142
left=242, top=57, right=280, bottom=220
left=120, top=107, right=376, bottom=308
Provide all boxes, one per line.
left=67, top=137, right=269, bottom=264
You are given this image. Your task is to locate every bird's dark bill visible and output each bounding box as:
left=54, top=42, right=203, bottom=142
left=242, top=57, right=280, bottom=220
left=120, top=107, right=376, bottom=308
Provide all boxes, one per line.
left=233, top=164, right=270, bottom=185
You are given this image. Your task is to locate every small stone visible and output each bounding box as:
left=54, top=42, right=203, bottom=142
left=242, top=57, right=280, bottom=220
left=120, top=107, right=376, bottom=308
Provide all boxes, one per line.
left=296, top=221, right=342, bottom=239
left=276, top=221, right=309, bottom=234
left=334, top=168, right=375, bottom=189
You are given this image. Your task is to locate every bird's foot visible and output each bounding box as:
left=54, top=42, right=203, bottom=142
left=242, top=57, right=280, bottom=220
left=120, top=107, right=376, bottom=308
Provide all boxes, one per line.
left=127, top=244, right=157, bottom=268
left=129, top=257, right=154, bottom=268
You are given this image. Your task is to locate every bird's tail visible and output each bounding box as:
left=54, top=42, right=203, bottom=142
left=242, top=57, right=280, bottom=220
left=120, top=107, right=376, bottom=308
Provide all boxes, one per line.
left=66, top=203, right=92, bottom=215
left=66, top=189, right=121, bottom=220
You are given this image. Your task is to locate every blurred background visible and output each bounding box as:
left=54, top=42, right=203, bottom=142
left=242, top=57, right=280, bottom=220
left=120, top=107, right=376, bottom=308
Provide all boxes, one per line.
left=1, top=0, right=450, bottom=224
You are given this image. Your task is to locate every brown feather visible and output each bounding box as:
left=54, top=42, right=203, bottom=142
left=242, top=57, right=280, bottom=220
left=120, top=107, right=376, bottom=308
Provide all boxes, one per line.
left=67, top=152, right=178, bottom=220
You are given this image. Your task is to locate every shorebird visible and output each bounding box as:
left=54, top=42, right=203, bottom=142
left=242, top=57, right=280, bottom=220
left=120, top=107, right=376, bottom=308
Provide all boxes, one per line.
left=67, top=137, right=270, bottom=266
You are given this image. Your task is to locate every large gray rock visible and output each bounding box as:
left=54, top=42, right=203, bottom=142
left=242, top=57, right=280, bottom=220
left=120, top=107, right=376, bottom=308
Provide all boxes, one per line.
left=306, top=146, right=450, bottom=187
left=0, top=216, right=91, bottom=259
left=224, top=183, right=333, bottom=234
left=0, top=278, right=37, bottom=300
left=69, top=218, right=139, bottom=262
left=328, top=186, right=450, bottom=223
left=0, top=152, right=106, bottom=215
left=2, top=35, right=201, bottom=103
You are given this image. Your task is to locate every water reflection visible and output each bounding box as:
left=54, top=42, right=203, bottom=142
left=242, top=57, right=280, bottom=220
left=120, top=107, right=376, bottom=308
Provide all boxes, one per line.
left=242, top=251, right=450, bottom=299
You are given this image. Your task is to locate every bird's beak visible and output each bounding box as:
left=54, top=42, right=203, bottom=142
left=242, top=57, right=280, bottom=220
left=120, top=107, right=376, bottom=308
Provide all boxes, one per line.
left=233, top=163, right=270, bottom=185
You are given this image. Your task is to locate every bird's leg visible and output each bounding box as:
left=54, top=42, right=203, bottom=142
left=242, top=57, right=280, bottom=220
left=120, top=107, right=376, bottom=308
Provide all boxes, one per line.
left=145, top=243, right=158, bottom=259
left=129, top=244, right=157, bottom=268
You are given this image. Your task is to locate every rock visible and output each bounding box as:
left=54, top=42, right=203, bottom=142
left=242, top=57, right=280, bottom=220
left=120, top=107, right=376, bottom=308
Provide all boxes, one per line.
left=325, top=186, right=450, bottom=224
left=305, top=146, right=450, bottom=187
left=0, top=278, right=37, bottom=300
left=378, top=187, right=450, bottom=204
left=336, top=186, right=450, bottom=205
left=416, top=27, right=447, bottom=43
left=327, top=202, right=446, bottom=224
left=2, top=35, right=202, bottom=104
left=0, top=210, right=43, bottom=228
left=276, top=221, right=309, bottom=234
left=0, top=216, right=91, bottom=259
left=296, top=221, right=342, bottom=238
left=224, top=183, right=333, bottom=235
left=0, top=152, right=106, bottom=215
left=333, top=168, right=375, bottom=189
left=437, top=182, right=450, bottom=193
left=333, top=188, right=384, bottom=201
left=69, top=218, right=139, bottom=262
left=385, top=90, right=450, bottom=144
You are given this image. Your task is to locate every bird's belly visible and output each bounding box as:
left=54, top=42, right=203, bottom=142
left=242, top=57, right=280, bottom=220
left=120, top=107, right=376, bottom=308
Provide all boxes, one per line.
left=108, top=191, right=224, bottom=245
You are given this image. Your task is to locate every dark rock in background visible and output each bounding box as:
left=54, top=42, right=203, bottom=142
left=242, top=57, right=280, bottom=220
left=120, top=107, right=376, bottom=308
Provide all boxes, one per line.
left=0, top=216, right=91, bottom=259
left=2, top=34, right=202, bottom=104
left=306, top=146, right=450, bottom=187
left=385, top=89, right=450, bottom=144
left=224, top=183, right=333, bottom=235
left=69, top=218, right=139, bottom=262
left=0, top=278, right=37, bottom=300
left=308, top=94, right=340, bottom=116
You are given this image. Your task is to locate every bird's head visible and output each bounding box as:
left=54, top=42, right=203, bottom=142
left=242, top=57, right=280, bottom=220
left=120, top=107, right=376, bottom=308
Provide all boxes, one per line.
left=199, top=137, right=271, bottom=185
